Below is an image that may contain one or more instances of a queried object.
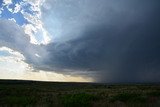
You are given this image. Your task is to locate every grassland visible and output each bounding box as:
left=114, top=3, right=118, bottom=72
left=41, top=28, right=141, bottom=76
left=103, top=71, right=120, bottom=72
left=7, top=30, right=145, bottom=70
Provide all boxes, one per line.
left=0, top=80, right=160, bottom=107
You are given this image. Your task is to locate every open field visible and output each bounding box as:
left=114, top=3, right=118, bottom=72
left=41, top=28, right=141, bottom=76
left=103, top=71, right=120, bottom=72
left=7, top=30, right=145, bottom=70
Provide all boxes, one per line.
left=0, top=80, right=160, bottom=107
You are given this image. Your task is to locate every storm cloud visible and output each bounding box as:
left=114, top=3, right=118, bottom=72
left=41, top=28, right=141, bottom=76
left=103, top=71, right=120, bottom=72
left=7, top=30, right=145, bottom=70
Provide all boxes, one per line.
left=40, top=0, right=160, bottom=82
left=1, top=0, right=160, bottom=82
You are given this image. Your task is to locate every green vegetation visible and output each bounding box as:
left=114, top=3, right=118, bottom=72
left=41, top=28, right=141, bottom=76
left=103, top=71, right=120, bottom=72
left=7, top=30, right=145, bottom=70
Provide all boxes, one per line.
left=4, top=96, right=36, bottom=106
left=0, top=80, right=160, bottom=107
left=60, top=93, right=97, bottom=107
left=109, top=92, right=147, bottom=103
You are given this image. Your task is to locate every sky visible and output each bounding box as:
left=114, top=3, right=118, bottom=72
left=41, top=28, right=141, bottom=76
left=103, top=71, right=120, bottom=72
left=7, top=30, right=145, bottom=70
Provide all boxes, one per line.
left=0, top=0, right=160, bottom=83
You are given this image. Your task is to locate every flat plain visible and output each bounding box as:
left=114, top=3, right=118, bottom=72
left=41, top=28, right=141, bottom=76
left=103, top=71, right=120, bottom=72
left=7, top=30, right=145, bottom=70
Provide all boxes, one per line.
left=0, top=80, right=160, bottom=107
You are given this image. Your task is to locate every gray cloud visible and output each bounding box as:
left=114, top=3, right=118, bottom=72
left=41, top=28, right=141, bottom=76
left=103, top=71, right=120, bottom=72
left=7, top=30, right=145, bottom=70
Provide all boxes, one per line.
left=40, top=0, right=160, bottom=82
left=0, top=20, right=30, bottom=50
left=0, top=20, right=48, bottom=67
left=0, top=0, right=160, bottom=83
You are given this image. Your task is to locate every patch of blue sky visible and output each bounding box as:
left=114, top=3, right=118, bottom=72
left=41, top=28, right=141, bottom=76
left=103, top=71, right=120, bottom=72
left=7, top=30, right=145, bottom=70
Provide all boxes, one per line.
left=22, top=3, right=35, bottom=15
left=0, top=0, right=3, bottom=6
left=8, top=3, right=15, bottom=10
left=0, top=5, right=28, bottom=25
left=0, top=51, right=11, bottom=57
left=12, top=12, right=28, bottom=25
left=0, top=6, right=13, bottom=18
left=0, top=0, right=36, bottom=26
left=12, top=0, right=23, bottom=4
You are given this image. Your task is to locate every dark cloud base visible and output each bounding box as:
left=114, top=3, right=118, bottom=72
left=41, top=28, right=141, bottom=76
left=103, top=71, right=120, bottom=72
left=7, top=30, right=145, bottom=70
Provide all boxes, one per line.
left=41, top=0, right=160, bottom=82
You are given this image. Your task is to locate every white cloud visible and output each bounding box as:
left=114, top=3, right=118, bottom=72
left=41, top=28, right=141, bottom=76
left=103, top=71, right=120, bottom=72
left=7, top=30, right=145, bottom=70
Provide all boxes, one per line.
left=8, top=18, right=16, bottom=23
left=0, top=55, right=31, bottom=80
left=1, top=0, right=51, bottom=45
left=13, top=3, right=21, bottom=13
left=35, top=53, right=41, bottom=58
left=6, top=5, right=13, bottom=13
left=3, top=0, right=13, bottom=13
left=20, top=0, right=51, bottom=45
left=0, top=19, right=51, bottom=71
left=0, top=46, right=25, bottom=60
left=40, top=27, right=51, bottom=44
left=0, top=47, right=30, bottom=80
left=22, top=24, right=39, bottom=44
left=3, top=0, right=12, bottom=6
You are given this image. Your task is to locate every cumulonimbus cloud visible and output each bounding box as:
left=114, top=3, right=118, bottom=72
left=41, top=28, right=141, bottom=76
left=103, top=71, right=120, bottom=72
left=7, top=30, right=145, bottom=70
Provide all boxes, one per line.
left=0, top=0, right=160, bottom=83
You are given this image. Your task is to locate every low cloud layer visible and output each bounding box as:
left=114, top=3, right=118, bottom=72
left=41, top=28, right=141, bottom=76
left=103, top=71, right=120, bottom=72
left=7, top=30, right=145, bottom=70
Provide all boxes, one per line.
left=0, top=0, right=160, bottom=82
